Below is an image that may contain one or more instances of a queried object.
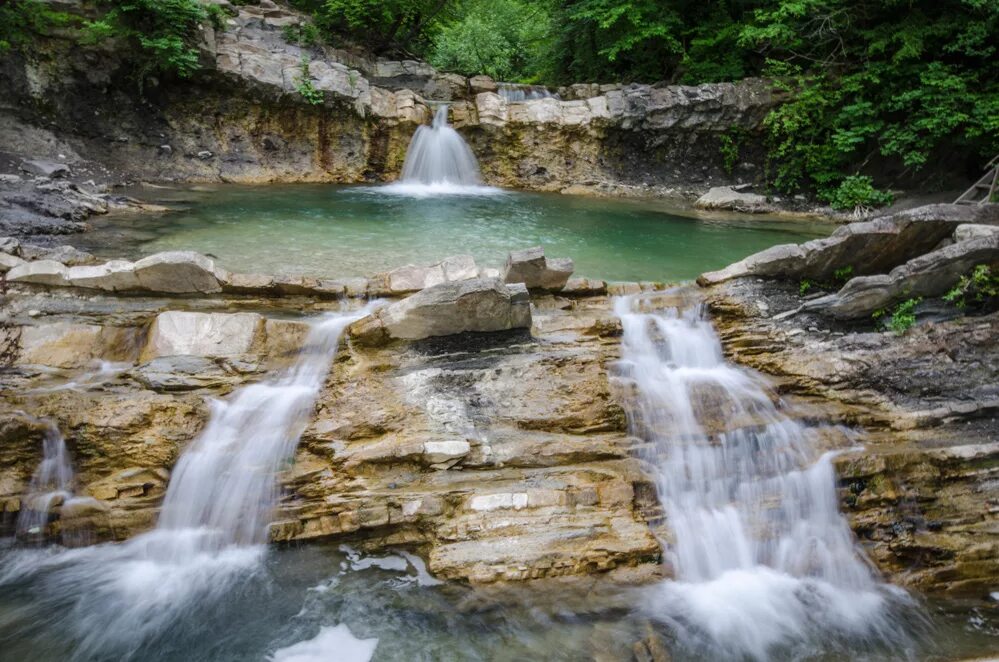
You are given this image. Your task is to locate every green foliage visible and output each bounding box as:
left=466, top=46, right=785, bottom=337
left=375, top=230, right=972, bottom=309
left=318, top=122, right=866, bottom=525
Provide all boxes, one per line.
left=83, top=0, right=213, bottom=80
left=798, top=278, right=813, bottom=295
left=283, top=21, right=322, bottom=47
left=315, top=0, right=460, bottom=54
left=295, top=57, right=324, bottom=105
left=825, top=176, right=894, bottom=212
left=0, top=0, right=74, bottom=53
left=719, top=133, right=740, bottom=176
left=943, top=264, right=999, bottom=309
left=833, top=265, right=853, bottom=284
left=428, top=0, right=550, bottom=81
left=874, top=297, right=921, bottom=335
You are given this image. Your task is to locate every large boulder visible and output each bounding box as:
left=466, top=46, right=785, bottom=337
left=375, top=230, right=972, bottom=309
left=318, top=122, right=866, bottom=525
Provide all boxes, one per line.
left=502, top=246, right=574, bottom=291
left=694, top=186, right=769, bottom=212
left=805, top=234, right=999, bottom=319
left=369, top=255, right=479, bottom=296
left=698, top=204, right=999, bottom=286
left=131, top=251, right=230, bottom=294
left=141, top=311, right=264, bottom=361
left=350, top=278, right=531, bottom=345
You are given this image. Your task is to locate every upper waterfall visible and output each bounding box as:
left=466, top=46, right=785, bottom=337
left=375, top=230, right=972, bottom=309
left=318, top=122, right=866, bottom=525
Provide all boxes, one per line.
left=387, top=105, right=498, bottom=196
left=614, top=293, right=915, bottom=660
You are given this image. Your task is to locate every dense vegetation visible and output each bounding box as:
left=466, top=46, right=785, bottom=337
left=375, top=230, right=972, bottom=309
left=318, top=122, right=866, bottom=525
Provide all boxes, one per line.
left=4, top=0, right=997, bottom=208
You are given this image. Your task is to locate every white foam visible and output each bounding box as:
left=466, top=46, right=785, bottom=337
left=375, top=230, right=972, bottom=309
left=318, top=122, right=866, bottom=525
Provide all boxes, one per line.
left=379, top=181, right=504, bottom=198
left=270, top=624, right=378, bottom=662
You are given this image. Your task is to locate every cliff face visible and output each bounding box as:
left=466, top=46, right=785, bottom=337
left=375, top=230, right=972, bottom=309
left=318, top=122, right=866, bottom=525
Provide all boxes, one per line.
left=0, top=1, right=774, bottom=193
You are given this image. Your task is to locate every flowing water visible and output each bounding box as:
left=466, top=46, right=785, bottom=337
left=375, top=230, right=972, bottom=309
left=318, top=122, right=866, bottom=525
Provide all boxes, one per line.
left=496, top=83, right=557, bottom=102
left=15, top=419, right=76, bottom=539
left=0, top=305, right=376, bottom=660
left=386, top=105, right=494, bottom=196
left=614, top=293, right=921, bottom=659
left=77, top=184, right=834, bottom=282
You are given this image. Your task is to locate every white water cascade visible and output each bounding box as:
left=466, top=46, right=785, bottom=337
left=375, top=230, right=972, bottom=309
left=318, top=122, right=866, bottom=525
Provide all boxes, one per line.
left=496, top=83, right=556, bottom=102
left=16, top=419, right=75, bottom=538
left=614, top=295, right=913, bottom=660
left=0, top=306, right=377, bottom=659
left=388, top=105, right=496, bottom=196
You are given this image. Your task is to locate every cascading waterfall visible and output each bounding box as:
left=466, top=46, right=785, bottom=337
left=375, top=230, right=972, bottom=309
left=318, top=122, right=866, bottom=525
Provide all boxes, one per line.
left=16, top=419, right=75, bottom=538
left=614, top=294, right=915, bottom=660
left=496, top=83, right=556, bottom=102
left=0, top=305, right=377, bottom=659
left=387, top=105, right=497, bottom=196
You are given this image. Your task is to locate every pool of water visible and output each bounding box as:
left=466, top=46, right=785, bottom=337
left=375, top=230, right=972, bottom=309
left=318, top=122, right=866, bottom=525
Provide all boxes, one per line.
left=79, top=184, right=835, bottom=282
left=0, top=540, right=996, bottom=662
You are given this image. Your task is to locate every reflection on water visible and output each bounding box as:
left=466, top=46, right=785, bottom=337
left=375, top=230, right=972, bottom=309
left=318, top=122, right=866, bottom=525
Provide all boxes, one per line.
left=77, top=184, right=835, bottom=282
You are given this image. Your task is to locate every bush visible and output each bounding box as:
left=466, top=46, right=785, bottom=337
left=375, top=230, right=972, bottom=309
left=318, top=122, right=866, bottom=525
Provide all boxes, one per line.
left=874, top=297, right=921, bottom=335
left=83, top=0, right=211, bottom=81
left=824, top=176, right=893, bottom=212
left=943, top=264, right=999, bottom=309
left=0, top=0, right=74, bottom=53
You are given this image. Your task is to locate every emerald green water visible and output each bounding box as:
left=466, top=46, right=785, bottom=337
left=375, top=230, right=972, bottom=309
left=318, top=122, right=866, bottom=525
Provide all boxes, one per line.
left=82, top=184, right=834, bottom=282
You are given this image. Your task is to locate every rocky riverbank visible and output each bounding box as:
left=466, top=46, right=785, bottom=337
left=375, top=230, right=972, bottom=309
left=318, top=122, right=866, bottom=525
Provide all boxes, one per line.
left=699, top=203, right=999, bottom=597
left=2, top=202, right=996, bottom=598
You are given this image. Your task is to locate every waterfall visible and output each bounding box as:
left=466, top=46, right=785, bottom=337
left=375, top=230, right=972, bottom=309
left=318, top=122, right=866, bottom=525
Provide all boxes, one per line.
left=496, top=83, right=556, bottom=102
left=16, top=420, right=75, bottom=538
left=614, top=294, right=914, bottom=659
left=387, top=105, right=497, bottom=196
left=0, top=305, right=377, bottom=659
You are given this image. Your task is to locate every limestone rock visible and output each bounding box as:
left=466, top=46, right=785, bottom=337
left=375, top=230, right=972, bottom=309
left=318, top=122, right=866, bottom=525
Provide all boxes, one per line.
left=699, top=203, right=999, bottom=286
left=67, top=260, right=141, bottom=292
left=0, top=252, right=25, bottom=273
left=141, top=311, right=264, bottom=360
left=130, top=356, right=242, bottom=392
left=503, top=246, right=575, bottom=291
left=19, top=244, right=96, bottom=266
left=694, top=186, right=768, bottom=212
left=350, top=278, right=531, bottom=345
left=20, top=159, right=69, bottom=178
left=15, top=323, right=142, bottom=368
left=371, top=254, right=479, bottom=296
left=806, top=234, right=999, bottom=319
left=6, top=260, right=70, bottom=287
left=132, top=251, right=230, bottom=294
left=954, top=223, right=999, bottom=242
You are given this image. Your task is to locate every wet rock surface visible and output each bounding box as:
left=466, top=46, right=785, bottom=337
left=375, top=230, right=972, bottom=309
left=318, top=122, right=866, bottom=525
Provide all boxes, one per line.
left=702, top=276, right=999, bottom=597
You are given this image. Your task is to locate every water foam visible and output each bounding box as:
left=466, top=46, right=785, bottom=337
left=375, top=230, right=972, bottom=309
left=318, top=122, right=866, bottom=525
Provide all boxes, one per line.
left=270, top=624, right=378, bottom=662
left=1, top=305, right=378, bottom=658
left=614, top=294, right=916, bottom=659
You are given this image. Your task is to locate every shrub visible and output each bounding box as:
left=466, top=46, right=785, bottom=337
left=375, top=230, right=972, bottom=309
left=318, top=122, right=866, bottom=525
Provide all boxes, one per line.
left=943, top=264, right=999, bottom=309
left=294, top=57, right=324, bottom=105
left=874, top=297, right=921, bottom=335
left=824, top=176, right=893, bottom=213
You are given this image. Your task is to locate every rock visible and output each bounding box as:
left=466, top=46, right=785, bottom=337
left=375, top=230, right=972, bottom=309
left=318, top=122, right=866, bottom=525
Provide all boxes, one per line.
left=954, top=223, right=999, bottom=242
left=422, top=439, right=470, bottom=466
left=132, top=251, right=230, bottom=294
left=6, top=260, right=70, bottom=286
left=468, top=75, right=497, bottom=94
left=694, top=186, right=768, bottom=212
left=19, top=244, right=96, bottom=266
left=15, top=322, right=141, bottom=368
left=371, top=254, right=479, bottom=296
left=19, top=159, right=70, bottom=178
left=350, top=278, right=531, bottom=345
left=141, top=311, right=264, bottom=360
left=805, top=234, right=999, bottom=319
left=503, top=246, right=575, bottom=291
left=0, top=237, right=21, bottom=255
left=561, top=277, right=608, bottom=296
left=0, top=252, right=25, bottom=273
left=66, top=260, right=141, bottom=291
left=698, top=203, right=999, bottom=286
left=223, top=272, right=276, bottom=294
left=131, top=356, right=241, bottom=391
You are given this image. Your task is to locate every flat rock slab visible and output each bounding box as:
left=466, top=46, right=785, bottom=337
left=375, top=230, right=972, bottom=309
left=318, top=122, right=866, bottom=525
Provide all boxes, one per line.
left=141, top=311, right=264, bottom=361
left=503, top=246, right=574, bottom=291
left=350, top=278, right=531, bottom=344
